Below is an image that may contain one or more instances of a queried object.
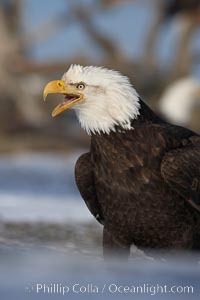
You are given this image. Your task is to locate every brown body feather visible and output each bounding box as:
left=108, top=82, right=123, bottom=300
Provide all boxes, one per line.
left=75, top=100, right=200, bottom=258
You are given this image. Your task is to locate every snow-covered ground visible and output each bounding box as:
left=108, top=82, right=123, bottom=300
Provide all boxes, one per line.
left=0, top=152, right=92, bottom=223
left=0, top=246, right=200, bottom=300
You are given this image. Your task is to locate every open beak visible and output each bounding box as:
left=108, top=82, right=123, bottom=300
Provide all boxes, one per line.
left=43, top=80, right=83, bottom=117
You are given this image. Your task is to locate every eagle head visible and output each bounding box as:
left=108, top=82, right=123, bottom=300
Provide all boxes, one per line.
left=43, top=65, right=140, bottom=134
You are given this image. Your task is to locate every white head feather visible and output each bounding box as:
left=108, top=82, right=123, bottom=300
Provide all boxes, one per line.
left=62, top=65, right=140, bottom=135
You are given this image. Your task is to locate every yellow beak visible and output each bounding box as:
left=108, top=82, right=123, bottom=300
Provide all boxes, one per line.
left=43, top=80, right=83, bottom=117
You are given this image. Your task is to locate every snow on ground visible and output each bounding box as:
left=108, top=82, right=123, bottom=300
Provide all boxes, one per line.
left=0, top=152, right=92, bottom=223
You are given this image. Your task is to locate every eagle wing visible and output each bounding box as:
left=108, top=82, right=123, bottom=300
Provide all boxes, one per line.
left=75, top=153, right=104, bottom=225
left=161, top=140, right=200, bottom=212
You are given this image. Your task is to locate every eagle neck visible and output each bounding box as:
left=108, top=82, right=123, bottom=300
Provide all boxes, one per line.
left=90, top=99, right=166, bottom=157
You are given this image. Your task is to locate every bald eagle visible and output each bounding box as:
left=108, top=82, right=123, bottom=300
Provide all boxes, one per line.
left=43, top=65, right=200, bottom=259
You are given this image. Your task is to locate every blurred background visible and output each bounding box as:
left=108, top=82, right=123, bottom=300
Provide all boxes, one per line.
left=0, top=0, right=200, bottom=299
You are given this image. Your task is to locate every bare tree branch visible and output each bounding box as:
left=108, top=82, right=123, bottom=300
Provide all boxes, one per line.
left=20, top=12, right=74, bottom=49
left=72, top=5, right=124, bottom=62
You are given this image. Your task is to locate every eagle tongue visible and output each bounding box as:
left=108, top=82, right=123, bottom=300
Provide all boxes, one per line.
left=60, top=94, right=76, bottom=106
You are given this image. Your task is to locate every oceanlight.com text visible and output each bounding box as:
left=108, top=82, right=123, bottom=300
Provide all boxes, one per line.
left=25, top=283, right=194, bottom=296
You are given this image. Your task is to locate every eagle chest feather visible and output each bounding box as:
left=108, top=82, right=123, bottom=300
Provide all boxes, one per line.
left=90, top=127, right=168, bottom=223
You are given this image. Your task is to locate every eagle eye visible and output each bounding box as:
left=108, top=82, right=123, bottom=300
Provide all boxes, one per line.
left=76, top=82, right=86, bottom=90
